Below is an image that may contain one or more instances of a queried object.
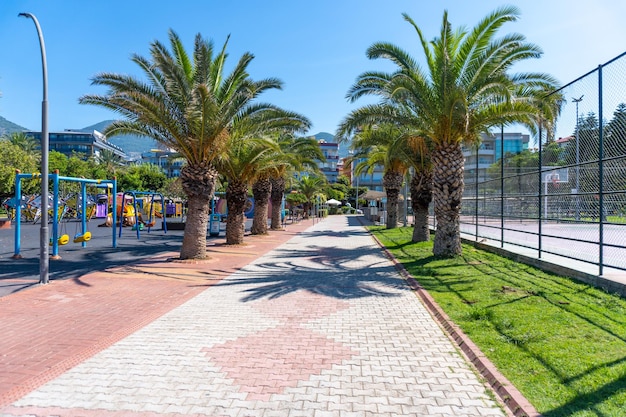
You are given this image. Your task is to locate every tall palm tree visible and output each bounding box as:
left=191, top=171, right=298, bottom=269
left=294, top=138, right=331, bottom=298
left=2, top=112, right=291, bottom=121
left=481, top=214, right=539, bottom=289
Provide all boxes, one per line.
left=295, top=175, right=326, bottom=219
left=217, top=108, right=309, bottom=244
left=250, top=173, right=273, bottom=235
left=344, top=7, right=560, bottom=256
left=268, top=135, right=324, bottom=229
left=350, top=124, right=410, bottom=229
left=215, top=137, right=277, bottom=244
left=338, top=107, right=434, bottom=239
left=79, top=30, right=294, bottom=259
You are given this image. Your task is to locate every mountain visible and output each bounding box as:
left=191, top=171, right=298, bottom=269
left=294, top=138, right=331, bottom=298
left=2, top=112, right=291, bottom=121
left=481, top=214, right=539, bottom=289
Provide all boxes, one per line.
left=313, top=131, right=351, bottom=158
left=0, top=115, right=348, bottom=158
left=0, top=116, right=29, bottom=135
left=313, top=132, right=335, bottom=142
left=79, top=120, right=157, bottom=155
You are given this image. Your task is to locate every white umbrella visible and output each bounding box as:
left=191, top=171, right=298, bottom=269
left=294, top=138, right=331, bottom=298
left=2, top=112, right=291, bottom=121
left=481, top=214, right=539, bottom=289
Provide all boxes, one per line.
left=326, top=198, right=342, bottom=206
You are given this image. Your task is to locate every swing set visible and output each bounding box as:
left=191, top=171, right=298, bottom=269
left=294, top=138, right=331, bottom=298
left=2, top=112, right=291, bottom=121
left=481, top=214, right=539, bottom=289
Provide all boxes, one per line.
left=12, top=171, right=118, bottom=260
left=117, top=190, right=167, bottom=240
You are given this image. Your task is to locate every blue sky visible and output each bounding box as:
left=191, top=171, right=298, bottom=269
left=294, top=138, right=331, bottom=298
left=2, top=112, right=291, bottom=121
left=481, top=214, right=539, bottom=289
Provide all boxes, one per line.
left=1, top=0, right=626, bottom=137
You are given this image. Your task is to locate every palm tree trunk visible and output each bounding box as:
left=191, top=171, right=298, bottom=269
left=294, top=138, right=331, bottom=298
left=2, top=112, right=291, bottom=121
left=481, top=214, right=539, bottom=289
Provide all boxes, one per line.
left=411, top=169, right=433, bottom=242
left=225, top=180, right=248, bottom=245
left=251, top=177, right=271, bottom=235
left=179, top=163, right=217, bottom=260
left=269, top=177, right=285, bottom=230
left=432, top=143, right=464, bottom=256
left=302, top=202, right=312, bottom=219
left=383, top=171, right=403, bottom=229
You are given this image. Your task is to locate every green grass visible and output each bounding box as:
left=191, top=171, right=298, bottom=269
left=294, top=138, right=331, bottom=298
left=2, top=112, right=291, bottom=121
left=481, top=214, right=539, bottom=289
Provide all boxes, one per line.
left=370, top=226, right=626, bottom=417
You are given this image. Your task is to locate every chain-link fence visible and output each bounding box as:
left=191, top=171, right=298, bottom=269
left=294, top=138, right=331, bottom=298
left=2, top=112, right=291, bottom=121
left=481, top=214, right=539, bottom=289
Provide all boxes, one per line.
left=460, top=52, right=626, bottom=277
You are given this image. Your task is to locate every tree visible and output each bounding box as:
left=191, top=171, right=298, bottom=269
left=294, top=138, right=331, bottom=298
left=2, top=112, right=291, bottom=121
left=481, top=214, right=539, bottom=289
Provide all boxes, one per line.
left=48, top=151, right=69, bottom=175
left=4, top=132, right=39, bottom=154
left=0, top=141, right=39, bottom=200
left=80, top=30, right=293, bottom=259
left=350, top=124, right=410, bottom=229
left=268, top=135, right=323, bottom=229
left=343, top=7, right=559, bottom=256
left=250, top=175, right=273, bottom=235
left=215, top=137, right=281, bottom=245
left=95, top=149, right=124, bottom=177
left=337, top=110, right=433, bottom=240
left=117, top=164, right=168, bottom=192
left=295, top=175, right=326, bottom=218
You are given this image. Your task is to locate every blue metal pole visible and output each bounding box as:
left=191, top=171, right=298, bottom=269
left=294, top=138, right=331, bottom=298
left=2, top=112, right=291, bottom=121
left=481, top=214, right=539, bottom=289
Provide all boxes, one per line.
left=51, top=172, right=60, bottom=258
left=80, top=182, right=87, bottom=247
left=112, top=179, right=117, bottom=248
left=159, top=193, right=167, bottom=233
left=13, top=172, right=24, bottom=258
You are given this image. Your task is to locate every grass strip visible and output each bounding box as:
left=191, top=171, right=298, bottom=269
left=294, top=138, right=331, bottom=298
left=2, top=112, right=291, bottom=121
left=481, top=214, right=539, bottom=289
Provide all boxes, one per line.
left=370, top=226, right=626, bottom=417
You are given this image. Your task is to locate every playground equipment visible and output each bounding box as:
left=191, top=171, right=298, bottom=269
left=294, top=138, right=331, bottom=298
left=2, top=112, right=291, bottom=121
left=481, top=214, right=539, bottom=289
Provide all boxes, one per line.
left=117, top=191, right=167, bottom=240
left=12, top=171, right=117, bottom=259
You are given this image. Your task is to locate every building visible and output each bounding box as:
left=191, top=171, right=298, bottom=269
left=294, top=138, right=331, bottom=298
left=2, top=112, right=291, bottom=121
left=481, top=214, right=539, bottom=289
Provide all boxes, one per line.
left=317, top=140, right=340, bottom=183
left=141, top=148, right=184, bottom=178
left=26, top=130, right=127, bottom=160
left=463, top=131, right=530, bottom=184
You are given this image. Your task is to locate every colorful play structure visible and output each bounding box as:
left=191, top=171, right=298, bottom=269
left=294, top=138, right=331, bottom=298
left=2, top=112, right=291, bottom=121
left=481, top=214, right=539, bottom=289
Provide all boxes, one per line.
left=12, top=171, right=118, bottom=259
left=117, top=191, right=167, bottom=239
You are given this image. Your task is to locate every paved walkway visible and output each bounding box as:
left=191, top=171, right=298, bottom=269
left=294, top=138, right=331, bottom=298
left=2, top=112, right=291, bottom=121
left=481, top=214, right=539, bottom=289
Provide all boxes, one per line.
left=1, top=216, right=517, bottom=417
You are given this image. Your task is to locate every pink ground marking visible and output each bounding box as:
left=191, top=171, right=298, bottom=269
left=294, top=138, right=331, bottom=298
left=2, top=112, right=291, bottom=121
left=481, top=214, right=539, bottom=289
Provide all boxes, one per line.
left=203, top=324, right=357, bottom=401
left=204, top=290, right=355, bottom=401
left=252, top=290, right=350, bottom=324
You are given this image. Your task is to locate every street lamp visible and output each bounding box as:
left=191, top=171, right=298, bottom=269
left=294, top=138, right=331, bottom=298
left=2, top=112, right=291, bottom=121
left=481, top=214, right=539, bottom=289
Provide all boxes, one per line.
left=572, top=95, right=584, bottom=221
left=19, top=12, right=49, bottom=284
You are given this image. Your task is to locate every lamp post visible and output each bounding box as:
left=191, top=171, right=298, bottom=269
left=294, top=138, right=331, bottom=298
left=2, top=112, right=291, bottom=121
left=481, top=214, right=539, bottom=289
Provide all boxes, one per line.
left=572, top=95, right=583, bottom=221
left=19, top=12, right=49, bottom=284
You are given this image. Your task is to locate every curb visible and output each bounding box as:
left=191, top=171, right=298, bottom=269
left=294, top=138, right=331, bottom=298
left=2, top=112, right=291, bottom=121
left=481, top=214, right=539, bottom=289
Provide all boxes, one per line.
left=363, top=220, right=541, bottom=417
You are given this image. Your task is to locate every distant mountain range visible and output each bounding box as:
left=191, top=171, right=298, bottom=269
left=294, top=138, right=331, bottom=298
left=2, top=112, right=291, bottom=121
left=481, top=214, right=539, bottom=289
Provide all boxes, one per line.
left=0, top=115, right=344, bottom=157
left=0, top=115, right=28, bottom=135
left=78, top=120, right=158, bottom=155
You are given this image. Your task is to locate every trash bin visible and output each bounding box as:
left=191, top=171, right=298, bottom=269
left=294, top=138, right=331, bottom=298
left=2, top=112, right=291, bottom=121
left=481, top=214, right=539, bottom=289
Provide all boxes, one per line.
left=209, top=214, right=221, bottom=236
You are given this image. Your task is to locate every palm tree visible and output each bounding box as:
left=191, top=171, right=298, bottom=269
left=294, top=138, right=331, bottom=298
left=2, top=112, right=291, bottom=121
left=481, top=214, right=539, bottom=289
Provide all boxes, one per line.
left=215, top=137, right=277, bottom=244
left=268, top=135, right=324, bottom=229
left=350, top=125, right=410, bottom=229
left=217, top=110, right=309, bottom=244
left=344, top=7, right=560, bottom=256
left=338, top=107, right=434, bottom=239
left=95, top=149, right=124, bottom=177
left=5, top=132, right=39, bottom=154
left=79, top=30, right=294, bottom=259
left=295, top=175, right=326, bottom=219
left=250, top=174, right=273, bottom=235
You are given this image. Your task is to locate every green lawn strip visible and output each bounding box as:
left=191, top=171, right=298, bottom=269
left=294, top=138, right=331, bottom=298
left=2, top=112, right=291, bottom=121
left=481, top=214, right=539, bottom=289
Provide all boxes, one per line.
left=370, top=226, right=626, bottom=417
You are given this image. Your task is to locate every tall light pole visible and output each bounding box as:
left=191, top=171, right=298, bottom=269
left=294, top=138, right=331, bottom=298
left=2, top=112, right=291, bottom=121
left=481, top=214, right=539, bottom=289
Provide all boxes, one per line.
left=19, top=12, right=49, bottom=284
left=573, top=95, right=584, bottom=221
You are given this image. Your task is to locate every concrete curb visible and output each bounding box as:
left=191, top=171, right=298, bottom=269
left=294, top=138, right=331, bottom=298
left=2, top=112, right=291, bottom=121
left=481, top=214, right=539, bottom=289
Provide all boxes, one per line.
left=363, top=221, right=541, bottom=417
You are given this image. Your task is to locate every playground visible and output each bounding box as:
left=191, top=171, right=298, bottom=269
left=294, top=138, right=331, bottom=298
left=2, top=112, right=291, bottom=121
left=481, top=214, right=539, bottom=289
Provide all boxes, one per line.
left=0, top=219, right=186, bottom=298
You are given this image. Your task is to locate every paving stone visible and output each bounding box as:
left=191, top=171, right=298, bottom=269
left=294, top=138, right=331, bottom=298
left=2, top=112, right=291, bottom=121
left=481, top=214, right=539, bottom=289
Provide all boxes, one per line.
left=1, top=216, right=509, bottom=417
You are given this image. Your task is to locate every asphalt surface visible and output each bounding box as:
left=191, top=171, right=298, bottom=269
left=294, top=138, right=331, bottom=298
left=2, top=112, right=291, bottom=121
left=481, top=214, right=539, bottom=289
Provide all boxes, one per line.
left=0, top=218, right=188, bottom=297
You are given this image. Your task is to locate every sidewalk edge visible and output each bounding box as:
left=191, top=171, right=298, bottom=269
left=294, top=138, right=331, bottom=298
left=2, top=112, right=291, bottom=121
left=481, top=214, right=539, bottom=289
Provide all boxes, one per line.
left=364, top=223, right=541, bottom=417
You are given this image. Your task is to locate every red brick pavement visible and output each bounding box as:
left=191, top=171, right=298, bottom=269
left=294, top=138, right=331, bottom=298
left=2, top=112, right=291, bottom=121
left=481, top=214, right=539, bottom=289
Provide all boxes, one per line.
left=0, top=221, right=312, bottom=407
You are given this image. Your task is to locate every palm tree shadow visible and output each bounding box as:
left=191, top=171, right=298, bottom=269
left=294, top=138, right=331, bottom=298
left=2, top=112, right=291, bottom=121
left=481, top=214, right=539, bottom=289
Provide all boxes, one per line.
left=214, top=243, right=413, bottom=302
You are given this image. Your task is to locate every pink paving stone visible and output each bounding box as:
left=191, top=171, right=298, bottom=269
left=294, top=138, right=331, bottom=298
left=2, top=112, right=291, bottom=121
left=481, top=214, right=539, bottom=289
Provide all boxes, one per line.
left=203, top=324, right=357, bottom=401
left=252, top=290, right=350, bottom=324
